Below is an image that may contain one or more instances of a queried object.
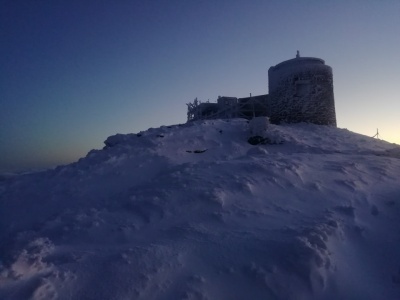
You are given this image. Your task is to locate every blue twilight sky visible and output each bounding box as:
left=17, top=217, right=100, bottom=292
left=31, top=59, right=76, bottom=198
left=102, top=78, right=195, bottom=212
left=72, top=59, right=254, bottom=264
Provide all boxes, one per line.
left=1, top=0, right=399, bottom=173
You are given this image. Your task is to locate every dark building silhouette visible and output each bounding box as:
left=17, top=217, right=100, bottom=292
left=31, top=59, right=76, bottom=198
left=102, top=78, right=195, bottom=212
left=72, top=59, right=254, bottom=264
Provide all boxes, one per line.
left=187, top=52, right=336, bottom=126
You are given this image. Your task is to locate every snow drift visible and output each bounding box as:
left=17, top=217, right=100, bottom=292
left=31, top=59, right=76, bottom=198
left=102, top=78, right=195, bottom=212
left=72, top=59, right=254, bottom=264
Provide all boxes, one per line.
left=1, top=119, right=400, bottom=300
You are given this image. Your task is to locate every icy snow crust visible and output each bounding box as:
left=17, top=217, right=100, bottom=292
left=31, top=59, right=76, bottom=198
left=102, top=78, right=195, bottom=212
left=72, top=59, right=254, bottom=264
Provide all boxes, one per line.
left=1, top=119, right=400, bottom=300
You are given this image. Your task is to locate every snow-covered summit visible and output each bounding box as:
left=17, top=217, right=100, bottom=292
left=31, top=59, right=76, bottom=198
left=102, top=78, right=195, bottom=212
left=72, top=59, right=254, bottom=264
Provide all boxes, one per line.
left=1, top=119, right=400, bottom=300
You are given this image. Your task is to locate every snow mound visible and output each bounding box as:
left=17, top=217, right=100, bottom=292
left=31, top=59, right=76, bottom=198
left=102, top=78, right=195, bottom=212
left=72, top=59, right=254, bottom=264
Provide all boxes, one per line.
left=1, top=119, right=400, bottom=299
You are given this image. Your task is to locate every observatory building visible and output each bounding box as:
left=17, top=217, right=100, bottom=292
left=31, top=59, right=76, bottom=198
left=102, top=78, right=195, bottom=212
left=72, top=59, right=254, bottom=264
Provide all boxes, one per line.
left=187, top=52, right=337, bottom=127
left=268, top=51, right=336, bottom=126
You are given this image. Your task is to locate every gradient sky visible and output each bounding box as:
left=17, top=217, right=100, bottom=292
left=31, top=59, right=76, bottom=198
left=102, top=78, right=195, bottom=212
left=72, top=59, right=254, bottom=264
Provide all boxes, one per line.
left=1, top=0, right=400, bottom=173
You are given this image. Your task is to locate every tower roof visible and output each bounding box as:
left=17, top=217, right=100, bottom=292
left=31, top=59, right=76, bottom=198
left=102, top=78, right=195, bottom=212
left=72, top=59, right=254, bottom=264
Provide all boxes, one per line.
left=270, top=52, right=325, bottom=71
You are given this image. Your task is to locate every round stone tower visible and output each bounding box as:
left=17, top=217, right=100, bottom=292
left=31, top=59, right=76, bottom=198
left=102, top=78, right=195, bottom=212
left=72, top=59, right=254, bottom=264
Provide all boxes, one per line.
left=268, top=52, right=336, bottom=126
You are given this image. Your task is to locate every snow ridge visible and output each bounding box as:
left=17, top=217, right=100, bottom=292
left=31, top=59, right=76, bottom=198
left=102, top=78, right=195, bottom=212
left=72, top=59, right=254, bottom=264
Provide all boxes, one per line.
left=1, top=119, right=400, bottom=300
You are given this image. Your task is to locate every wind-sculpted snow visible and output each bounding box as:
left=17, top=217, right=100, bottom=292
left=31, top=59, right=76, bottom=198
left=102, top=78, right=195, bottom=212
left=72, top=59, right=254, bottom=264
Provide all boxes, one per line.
left=0, top=119, right=400, bottom=299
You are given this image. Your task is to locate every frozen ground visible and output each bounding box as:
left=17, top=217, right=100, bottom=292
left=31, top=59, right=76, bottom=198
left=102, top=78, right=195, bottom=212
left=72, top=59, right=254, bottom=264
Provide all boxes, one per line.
left=1, top=119, right=400, bottom=300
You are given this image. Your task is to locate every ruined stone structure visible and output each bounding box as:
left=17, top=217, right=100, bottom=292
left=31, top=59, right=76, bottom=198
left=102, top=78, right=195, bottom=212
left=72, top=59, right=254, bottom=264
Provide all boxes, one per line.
left=187, top=52, right=336, bottom=126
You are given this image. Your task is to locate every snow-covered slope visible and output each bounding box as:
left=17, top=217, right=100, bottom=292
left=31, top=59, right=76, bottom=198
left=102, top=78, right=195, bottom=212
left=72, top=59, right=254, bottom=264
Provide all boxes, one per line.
left=1, top=119, right=400, bottom=300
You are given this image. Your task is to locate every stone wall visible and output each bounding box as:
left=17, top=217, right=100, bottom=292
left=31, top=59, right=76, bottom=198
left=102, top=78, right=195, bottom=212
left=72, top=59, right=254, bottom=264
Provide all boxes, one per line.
left=268, top=57, right=336, bottom=126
